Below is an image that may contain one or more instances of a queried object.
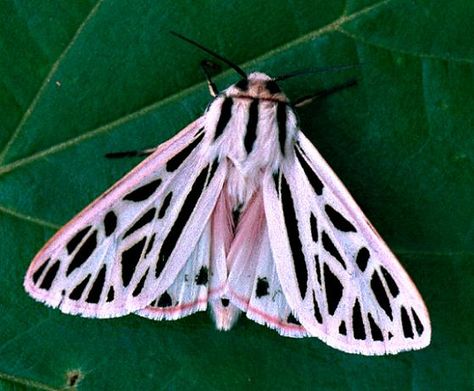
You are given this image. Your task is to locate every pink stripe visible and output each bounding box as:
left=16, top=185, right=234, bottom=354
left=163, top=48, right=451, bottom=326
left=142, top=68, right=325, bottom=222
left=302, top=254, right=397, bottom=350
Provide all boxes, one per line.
left=143, top=285, right=225, bottom=315
left=144, top=297, right=208, bottom=314
left=229, top=290, right=305, bottom=332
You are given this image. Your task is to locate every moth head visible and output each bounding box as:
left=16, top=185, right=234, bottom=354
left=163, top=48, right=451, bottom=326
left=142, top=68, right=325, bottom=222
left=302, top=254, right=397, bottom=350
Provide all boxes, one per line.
left=227, top=72, right=288, bottom=102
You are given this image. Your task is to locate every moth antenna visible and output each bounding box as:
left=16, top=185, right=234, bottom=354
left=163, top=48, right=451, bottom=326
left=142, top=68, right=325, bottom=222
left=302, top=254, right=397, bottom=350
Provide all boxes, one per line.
left=170, top=31, right=247, bottom=79
left=274, top=64, right=362, bottom=81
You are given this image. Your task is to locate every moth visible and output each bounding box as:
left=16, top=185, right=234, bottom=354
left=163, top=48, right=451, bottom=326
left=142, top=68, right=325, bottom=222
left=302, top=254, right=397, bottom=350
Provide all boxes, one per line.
left=24, top=33, right=431, bottom=355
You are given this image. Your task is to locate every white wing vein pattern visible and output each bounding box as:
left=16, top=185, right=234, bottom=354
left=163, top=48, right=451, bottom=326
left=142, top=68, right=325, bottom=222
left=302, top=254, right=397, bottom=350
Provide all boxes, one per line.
left=263, top=130, right=431, bottom=355
left=25, top=117, right=227, bottom=318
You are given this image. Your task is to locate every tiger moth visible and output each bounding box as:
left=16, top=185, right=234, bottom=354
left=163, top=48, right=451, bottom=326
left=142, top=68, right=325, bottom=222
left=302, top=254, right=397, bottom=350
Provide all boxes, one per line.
left=24, top=33, right=431, bottom=355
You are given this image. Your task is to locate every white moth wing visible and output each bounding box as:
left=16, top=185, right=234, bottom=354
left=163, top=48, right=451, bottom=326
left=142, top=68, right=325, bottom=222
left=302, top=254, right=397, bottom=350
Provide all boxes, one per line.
left=263, top=130, right=431, bottom=355
left=25, top=117, right=227, bottom=318
left=226, top=191, right=307, bottom=337
left=136, top=220, right=211, bottom=320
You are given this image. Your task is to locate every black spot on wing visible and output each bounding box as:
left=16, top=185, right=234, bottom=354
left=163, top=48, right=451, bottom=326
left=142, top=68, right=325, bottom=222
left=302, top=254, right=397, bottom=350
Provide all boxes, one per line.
left=158, top=192, right=173, bottom=219
left=352, top=299, right=366, bottom=340
left=244, top=99, right=259, bottom=154
left=104, top=211, right=117, bottom=237
left=339, top=321, right=347, bottom=335
left=368, top=312, right=384, bottom=341
left=66, top=231, right=97, bottom=276
left=121, top=237, right=146, bottom=287
left=66, top=226, right=91, bottom=255
left=166, top=131, right=204, bottom=172
left=39, top=260, right=60, bottom=290
left=322, top=231, right=346, bottom=269
left=323, top=263, right=343, bottom=315
left=155, top=163, right=214, bottom=278
left=195, top=266, right=209, bottom=286
left=69, top=275, right=91, bottom=301
left=32, top=258, right=50, bottom=284
left=287, top=313, right=301, bottom=325
left=123, top=208, right=156, bottom=239
left=265, top=80, right=281, bottom=94
left=255, top=277, right=269, bottom=298
left=381, top=266, right=400, bottom=297
left=214, top=98, right=233, bottom=140
left=273, top=171, right=280, bottom=193
left=281, top=175, right=308, bottom=299
left=370, top=270, right=393, bottom=320
left=123, top=179, right=162, bottom=202
left=388, top=332, right=394, bottom=340
left=157, top=291, right=172, bottom=307
left=356, top=247, right=370, bottom=272
left=132, top=269, right=149, bottom=297
left=106, top=286, right=115, bottom=302
left=411, top=308, right=424, bottom=336
left=314, top=255, right=321, bottom=285
left=310, top=213, right=318, bottom=242
left=276, top=102, right=287, bottom=155
left=401, top=306, right=414, bottom=338
left=312, top=292, right=323, bottom=323
left=86, top=265, right=106, bottom=304
left=295, top=147, right=324, bottom=196
left=145, top=234, right=155, bottom=256
left=324, top=205, right=356, bottom=232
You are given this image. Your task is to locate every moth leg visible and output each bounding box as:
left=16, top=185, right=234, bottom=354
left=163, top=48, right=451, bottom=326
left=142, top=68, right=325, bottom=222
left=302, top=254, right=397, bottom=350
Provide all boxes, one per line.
left=104, top=148, right=156, bottom=159
left=294, top=79, right=357, bottom=108
left=201, top=60, right=221, bottom=97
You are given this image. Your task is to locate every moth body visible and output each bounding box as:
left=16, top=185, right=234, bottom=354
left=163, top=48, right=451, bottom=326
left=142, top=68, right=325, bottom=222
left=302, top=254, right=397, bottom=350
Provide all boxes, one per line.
left=207, top=72, right=296, bottom=209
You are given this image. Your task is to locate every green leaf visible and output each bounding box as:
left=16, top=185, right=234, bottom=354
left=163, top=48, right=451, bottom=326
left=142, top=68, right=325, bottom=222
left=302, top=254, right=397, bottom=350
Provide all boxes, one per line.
left=0, top=1, right=472, bottom=390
